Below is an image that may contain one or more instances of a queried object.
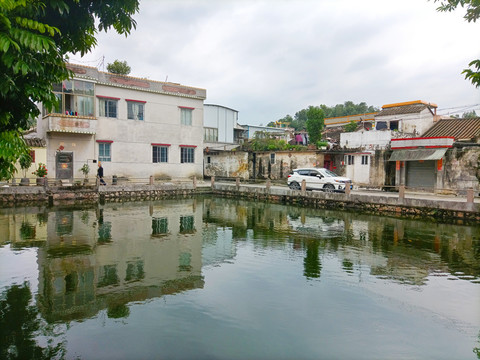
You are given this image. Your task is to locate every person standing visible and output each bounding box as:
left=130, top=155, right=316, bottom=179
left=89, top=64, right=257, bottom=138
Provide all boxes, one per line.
left=97, top=162, right=106, bottom=185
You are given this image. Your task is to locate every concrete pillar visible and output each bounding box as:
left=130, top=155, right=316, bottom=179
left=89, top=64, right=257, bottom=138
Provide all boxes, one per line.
left=193, top=176, right=197, bottom=190
left=149, top=175, right=154, bottom=185
left=301, top=179, right=306, bottom=193
left=236, top=177, right=240, bottom=190
left=467, top=188, right=474, bottom=204
left=399, top=185, right=405, bottom=200
left=211, top=176, right=215, bottom=189
left=266, top=179, right=271, bottom=192
left=345, top=181, right=351, bottom=195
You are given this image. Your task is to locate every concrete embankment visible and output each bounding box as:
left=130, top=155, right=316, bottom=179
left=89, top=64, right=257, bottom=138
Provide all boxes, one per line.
left=212, top=183, right=480, bottom=224
left=0, top=182, right=478, bottom=223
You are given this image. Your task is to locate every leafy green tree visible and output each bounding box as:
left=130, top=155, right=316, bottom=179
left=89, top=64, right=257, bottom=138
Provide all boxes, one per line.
left=433, top=0, right=480, bottom=87
left=462, top=110, right=478, bottom=118
left=282, top=102, right=378, bottom=131
left=344, top=120, right=358, bottom=132
left=0, top=0, right=139, bottom=179
left=107, top=59, right=131, bottom=75
left=305, top=106, right=324, bottom=144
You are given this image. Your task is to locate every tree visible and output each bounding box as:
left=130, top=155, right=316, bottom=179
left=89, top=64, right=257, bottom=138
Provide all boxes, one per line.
left=0, top=0, right=139, bottom=179
left=344, top=120, right=358, bottom=132
left=282, top=101, right=378, bottom=131
left=433, top=0, right=480, bottom=87
left=107, top=59, right=131, bottom=75
left=305, top=106, right=324, bottom=144
left=462, top=110, right=478, bottom=118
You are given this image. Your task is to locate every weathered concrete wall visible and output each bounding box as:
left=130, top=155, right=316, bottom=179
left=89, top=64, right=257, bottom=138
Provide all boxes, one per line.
left=204, top=151, right=249, bottom=179
left=443, top=147, right=480, bottom=192
left=251, top=151, right=345, bottom=180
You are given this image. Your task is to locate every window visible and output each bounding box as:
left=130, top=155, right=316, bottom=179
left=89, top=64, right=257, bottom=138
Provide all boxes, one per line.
left=47, top=80, right=94, bottom=116
left=152, top=145, right=168, bottom=163
left=204, top=127, right=218, bottom=142
left=29, top=150, right=35, bottom=163
left=98, top=142, right=112, bottom=162
left=270, top=153, right=276, bottom=165
left=180, top=147, right=195, bottom=163
left=362, top=155, right=369, bottom=165
left=99, top=98, right=118, bottom=118
left=127, top=101, right=144, bottom=120
left=181, top=108, right=192, bottom=126
left=347, top=155, right=354, bottom=165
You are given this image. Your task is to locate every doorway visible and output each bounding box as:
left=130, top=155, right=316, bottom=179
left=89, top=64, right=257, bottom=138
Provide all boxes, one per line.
left=56, top=152, right=73, bottom=180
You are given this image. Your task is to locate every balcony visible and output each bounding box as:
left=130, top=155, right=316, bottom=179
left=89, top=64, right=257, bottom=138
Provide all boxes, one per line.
left=45, top=114, right=97, bottom=135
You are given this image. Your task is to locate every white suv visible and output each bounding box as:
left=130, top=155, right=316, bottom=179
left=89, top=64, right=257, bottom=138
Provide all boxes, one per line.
left=287, top=168, right=352, bottom=192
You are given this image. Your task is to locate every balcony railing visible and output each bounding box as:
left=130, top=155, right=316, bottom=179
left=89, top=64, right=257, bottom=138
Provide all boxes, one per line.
left=45, top=114, right=96, bottom=134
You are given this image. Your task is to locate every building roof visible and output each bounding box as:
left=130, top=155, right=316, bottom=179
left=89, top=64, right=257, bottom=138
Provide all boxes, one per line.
left=376, top=100, right=437, bottom=117
left=421, top=117, right=480, bottom=141
left=24, top=137, right=46, bottom=147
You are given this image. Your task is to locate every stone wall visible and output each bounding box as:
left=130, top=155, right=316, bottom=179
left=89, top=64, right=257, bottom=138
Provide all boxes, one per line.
left=443, top=146, right=480, bottom=192
left=250, top=151, right=345, bottom=180
left=204, top=151, right=249, bottom=179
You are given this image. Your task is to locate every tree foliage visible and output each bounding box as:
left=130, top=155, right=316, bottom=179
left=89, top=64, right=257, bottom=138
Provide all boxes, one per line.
left=0, top=0, right=139, bottom=179
left=433, top=0, right=480, bottom=87
left=107, top=59, right=131, bottom=75
left=274, top=101, right=378, bottom=131
left=305, top=106, right=324, bottom=144
left=462, top=110, right=478, bottom=118
left=344, top=120, right=358, bottom=132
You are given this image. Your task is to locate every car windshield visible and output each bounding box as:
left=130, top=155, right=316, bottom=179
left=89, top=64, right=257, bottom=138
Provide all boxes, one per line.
left=322, top=169, right=339, bottom=177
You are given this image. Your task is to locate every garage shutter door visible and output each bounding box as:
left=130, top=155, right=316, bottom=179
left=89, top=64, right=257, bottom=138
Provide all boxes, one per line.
left=406, top=160, right=435, bottom=189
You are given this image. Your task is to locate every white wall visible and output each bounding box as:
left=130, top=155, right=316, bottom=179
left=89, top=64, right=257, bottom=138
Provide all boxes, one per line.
left=340, top=131, right=392, bottom=149
left=204, top=105, right=238, bottom=143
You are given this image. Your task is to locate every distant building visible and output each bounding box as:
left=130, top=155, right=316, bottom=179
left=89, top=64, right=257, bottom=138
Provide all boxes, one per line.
left=203, top=104, right=246, bottom=150
left=37, top=63, right=206, bottom=181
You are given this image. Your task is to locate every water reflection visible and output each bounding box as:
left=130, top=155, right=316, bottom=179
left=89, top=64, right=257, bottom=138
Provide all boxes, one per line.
left=202, top=197, right=480, bottom=285
left=0, top=197, right=479, bottom=359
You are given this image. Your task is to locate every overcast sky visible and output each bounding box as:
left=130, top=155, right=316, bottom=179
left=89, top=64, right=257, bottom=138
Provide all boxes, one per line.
left=71, top=0, right=480, bottom=125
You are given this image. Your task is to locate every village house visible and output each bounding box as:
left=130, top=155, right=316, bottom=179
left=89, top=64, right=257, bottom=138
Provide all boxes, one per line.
left=36, top=63, right=206, bottom=182
left=337, top=100, right=443, bottom=188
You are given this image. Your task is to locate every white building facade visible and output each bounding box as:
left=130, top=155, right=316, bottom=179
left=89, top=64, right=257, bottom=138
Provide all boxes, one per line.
left=37, top=64, right=206, bottom=181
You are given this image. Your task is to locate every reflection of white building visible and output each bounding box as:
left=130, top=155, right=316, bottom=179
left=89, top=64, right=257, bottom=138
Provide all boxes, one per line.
left=36, top=199, right=204, bottom=322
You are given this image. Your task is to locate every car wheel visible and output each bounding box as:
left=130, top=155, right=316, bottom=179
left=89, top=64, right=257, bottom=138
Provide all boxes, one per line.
left=289, top=182, right=301, bottom=190
left=323, top=184, right=335, bottom=192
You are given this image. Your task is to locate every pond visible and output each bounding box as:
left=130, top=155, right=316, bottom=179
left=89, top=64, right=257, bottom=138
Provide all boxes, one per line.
left=0, top=197, right=479, bottom=359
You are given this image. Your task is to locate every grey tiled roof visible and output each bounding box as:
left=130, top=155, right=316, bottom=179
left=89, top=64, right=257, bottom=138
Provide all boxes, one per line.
left=376, top=104, right=434, bottom=117
left=25, top=138, right=46, bottom=147
left=421, top=117, right=480, bottom=141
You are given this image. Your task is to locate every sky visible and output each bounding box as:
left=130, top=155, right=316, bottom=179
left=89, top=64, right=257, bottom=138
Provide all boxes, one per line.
left=71, top=0, right=480, bottom=125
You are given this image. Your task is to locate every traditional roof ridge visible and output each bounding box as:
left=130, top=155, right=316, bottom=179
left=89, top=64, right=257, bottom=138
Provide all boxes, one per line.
left=382, top=100, right=437, bottom=109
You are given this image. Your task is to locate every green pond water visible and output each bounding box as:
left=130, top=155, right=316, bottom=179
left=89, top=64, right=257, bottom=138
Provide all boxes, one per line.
left=0, top=196, right=479, bottom=360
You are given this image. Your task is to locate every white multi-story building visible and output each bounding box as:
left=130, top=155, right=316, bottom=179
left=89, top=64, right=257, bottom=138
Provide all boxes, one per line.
left=37, top=63, right=206, bottom=181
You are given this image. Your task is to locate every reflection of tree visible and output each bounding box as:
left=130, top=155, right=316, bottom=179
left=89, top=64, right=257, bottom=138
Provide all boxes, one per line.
left=474, top=331, right=480, bottom=359
left=304, top=241, right=321, bottom=279
left=0, top=283, right=65, bottom=359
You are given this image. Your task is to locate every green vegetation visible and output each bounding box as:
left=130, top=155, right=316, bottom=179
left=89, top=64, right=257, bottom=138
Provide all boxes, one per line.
left=344, top=120, right=358, bottom=132
left=270, top=101, right=378, bottom=131
left=107, top=59, right=131, bottom=75
left=305, top=106, right=324, bottom=144
left=244, top=132, right=306, bottom=151
left=0, top=0, right=139, bottom=180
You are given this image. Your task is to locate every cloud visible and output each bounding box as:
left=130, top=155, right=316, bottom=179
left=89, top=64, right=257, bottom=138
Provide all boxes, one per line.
left=72, top=0, right=480, bottom=123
